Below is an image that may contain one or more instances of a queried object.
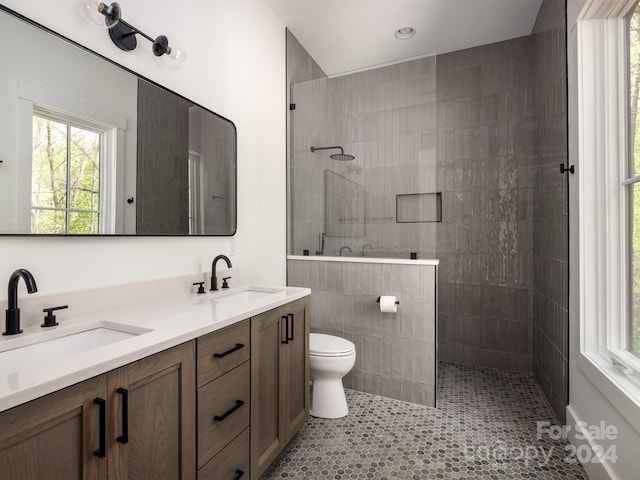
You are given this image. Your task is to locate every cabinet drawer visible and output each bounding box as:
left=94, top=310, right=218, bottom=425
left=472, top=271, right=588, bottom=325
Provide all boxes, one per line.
left=197, top=361, right=250, bottom=468
left=197, top=319, right=250, bottom=387
left=198, top=427, right=250, bottom=480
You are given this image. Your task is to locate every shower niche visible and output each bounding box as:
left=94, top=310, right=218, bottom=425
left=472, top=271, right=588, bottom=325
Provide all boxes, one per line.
left=396, top=193, right=442, bottom=223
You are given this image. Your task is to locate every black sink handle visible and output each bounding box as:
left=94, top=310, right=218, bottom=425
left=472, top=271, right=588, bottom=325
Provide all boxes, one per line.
left=213, top=399, right=245, bottom=422
left=41, top=304, right=68, bottom=328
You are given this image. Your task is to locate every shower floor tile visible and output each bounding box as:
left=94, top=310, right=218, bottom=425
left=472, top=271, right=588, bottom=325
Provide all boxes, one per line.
left=263, top=362, right=587, bottom=479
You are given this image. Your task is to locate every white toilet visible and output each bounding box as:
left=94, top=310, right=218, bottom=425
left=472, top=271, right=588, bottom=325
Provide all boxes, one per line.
left=309, top=333, right=356, bottom=418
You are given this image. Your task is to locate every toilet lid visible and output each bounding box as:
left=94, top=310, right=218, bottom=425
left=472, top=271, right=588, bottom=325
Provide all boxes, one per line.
left=310, top=333, right=356, bottom=357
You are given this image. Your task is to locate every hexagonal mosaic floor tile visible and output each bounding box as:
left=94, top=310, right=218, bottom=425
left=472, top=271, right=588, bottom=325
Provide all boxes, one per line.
left=264, top=362, right=587, bottom=479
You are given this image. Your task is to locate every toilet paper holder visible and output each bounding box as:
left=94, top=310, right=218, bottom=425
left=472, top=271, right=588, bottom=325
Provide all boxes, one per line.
left=376, top=296, right=400, bottom=305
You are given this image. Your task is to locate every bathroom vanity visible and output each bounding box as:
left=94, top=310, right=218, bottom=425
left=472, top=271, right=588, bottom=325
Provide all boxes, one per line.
left=0, top=280, right=310, bottom=480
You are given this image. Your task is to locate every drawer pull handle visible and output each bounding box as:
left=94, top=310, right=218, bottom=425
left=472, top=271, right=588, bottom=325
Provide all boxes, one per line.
left=116, top=387, right=129, bottom=444
left=93, top=397, right=106, bottom=459
left=233, top=469, right=245, bottom=480
left=281, top=315, right=289, bottom=344
left=213, top=399, right=245, bottom=422
left=287, top=313, right=294, bottom=341
left=213, top=343, right=245, bottom=358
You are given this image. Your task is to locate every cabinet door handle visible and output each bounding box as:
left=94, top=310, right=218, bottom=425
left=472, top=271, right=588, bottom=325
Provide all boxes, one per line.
left=116, top=387, right=129, bottom=444
left=213, top=399, right=245, bottom=422
left=233, top=469, right=245, bottom=480
left=213, top=343, right=245, bottom=358
left=281, top=315, right=289, bottom=344
left=93, top=397, right=106, bottom=458
left=287, top=313, right=294, bottom=341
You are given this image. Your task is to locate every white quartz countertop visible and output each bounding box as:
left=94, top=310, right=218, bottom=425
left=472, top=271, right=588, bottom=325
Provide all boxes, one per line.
left=0, top=284, right=310, bottom=412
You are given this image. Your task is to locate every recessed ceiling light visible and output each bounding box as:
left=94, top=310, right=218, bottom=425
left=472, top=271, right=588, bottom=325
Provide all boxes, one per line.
left=395, top=27, right=416, bottom=40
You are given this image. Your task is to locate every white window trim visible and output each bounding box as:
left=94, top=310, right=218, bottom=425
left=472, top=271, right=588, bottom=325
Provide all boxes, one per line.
left=577, top=0, right=640, bottom=434
left=16, top=81, right=126, bottom=234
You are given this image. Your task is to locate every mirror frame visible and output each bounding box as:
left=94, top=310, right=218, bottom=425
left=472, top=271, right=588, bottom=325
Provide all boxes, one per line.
left=0, top=4, right=237, bottom=237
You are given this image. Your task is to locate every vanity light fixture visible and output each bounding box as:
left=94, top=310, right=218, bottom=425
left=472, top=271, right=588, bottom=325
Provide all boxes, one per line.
left=82, top=0, right=186, bottom=68
left=394, top=27, right=416, bottom=40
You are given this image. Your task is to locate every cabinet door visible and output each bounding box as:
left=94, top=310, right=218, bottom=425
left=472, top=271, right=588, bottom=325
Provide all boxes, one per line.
left=279, top=297, right=310, bottom=441
left=0, top=375, right=109, bottom=480
left=110, top=341, right=196, bottom=480
left=250, top=308, right=284, bottom=480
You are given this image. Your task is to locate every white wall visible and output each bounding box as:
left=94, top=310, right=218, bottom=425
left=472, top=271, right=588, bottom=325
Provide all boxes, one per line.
left=567, top=1, right=640, bottom=478
left=0, top=0, right=287, bottom=299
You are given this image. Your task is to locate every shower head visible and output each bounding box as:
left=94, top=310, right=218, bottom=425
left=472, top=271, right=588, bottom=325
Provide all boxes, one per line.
left=310, top=145, right=355, bottom=161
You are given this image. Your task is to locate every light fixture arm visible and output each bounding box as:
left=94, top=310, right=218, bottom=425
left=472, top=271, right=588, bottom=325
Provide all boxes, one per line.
left=92, top=2, right=176, bottom=58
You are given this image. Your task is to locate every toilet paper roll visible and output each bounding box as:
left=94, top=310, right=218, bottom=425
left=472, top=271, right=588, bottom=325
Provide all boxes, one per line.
left=379, top=295, right=398, bottom=313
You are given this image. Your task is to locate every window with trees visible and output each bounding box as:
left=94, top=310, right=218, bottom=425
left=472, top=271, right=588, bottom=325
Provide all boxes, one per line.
left=577, top=0, right=640, bottom=410
left=31, top=112, right=101, bottom=234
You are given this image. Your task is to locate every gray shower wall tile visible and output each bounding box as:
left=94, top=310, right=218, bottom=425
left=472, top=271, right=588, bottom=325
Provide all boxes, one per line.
left=361, top=373, right=383, bottom=396
left=410, top=265, right=425, bottom=300
left=380, top=377, right=403, bottom=401
left=315, top=292, right=335, bottom=331
left=402, top=299, right=425, bottom=341
left=348, top=294, right=368, bottom=335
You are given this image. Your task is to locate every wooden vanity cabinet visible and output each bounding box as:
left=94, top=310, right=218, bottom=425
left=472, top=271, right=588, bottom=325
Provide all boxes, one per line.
left=250, top=296, right=310, bottom=480
left=0, top=341, right=196, bottom=480
left=0, top=295, right=310, bottom=480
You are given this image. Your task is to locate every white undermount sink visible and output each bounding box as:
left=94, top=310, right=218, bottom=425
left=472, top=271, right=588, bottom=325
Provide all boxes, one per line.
left=207, top=286, right=286, bottom=305
left=0, top=322, right=151, bottom=377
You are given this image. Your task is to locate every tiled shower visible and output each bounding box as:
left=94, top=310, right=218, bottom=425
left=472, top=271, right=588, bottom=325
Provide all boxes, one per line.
left=287, top=0, right=568, bottom=421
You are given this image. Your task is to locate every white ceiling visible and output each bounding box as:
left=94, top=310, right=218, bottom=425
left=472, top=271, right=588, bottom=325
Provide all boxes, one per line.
left=263, top=0, right=544, bottom=77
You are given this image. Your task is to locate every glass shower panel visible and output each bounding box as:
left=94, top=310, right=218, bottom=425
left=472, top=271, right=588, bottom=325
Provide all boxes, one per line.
left=289, top=54, right=437, bottom=259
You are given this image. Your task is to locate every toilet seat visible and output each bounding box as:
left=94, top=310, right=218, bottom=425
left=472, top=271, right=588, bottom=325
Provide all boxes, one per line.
left=310, top=333, right=356, bottom=357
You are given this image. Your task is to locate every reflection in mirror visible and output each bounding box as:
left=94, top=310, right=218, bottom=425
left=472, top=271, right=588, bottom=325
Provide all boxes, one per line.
left=137, top=79, right=235, bottom=235
left=0, top=5, right=236, bottom=236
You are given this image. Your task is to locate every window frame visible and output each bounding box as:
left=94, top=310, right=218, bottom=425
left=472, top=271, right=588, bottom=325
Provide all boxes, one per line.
left=577, top=0, right=640, bottom=433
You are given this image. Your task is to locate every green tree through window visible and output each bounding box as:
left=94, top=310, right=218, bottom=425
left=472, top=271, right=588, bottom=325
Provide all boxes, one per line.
left=31, top=115, right=101, bottom=234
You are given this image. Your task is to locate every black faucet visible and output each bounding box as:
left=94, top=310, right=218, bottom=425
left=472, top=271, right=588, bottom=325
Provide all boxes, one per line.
left=211, top=255, right=232, bottom=291
left=4, top=269, right=38, bottom=336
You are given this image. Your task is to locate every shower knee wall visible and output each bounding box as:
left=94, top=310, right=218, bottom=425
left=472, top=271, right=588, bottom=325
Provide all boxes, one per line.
left=288, top=257, right=438, bottom=408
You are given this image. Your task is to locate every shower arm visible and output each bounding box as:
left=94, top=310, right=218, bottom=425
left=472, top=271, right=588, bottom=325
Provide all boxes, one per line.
left=310, top=146, right=345, bottom=155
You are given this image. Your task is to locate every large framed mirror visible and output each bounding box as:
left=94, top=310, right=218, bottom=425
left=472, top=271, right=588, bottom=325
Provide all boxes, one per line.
left=0, top=4, right=237, bottom=236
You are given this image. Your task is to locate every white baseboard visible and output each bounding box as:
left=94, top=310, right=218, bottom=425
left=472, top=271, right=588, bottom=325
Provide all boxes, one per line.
left=566, top=406, right=617, bottom=480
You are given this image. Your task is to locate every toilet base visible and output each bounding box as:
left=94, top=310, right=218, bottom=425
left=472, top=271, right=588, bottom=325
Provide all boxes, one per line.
left=310, top=378, right=348, bottom=418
